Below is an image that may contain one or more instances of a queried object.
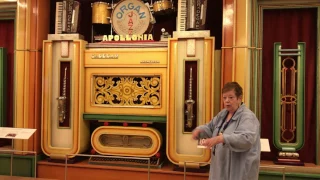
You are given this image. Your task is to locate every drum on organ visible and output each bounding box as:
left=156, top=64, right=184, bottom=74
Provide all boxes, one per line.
left=92, top=2, right=112, bottom=24
left=152, top=0, right=174, bottom=16
left=91, top=0, right=175, bottom=42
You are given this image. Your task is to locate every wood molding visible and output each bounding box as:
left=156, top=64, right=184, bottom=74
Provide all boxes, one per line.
left=14, top=0, right=50, bottom=153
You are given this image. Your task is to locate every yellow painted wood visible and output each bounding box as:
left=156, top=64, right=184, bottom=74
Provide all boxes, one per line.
left=14, top=50, right=27, bottom=152
left=167, top=37, right=215, bottom=167
left=41, top=40, right=90, bottom=159
left=84, top=47, right=168, bottom=116
left=233, top=0, right=251, bottom=106
left=10, top=0, right=50, bottom=153
left=85, top=48, right=168, bottom=67
left=13, top=0, right=29, bottom=151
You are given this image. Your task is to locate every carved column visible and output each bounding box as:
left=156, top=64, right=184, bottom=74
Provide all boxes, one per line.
left=221, top=0, right=253, bottom=106
left=14, top=0, right=50, bottom=153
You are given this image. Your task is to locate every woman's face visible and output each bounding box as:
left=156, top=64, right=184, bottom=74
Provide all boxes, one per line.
left=222, top=90, right=242, bottom=113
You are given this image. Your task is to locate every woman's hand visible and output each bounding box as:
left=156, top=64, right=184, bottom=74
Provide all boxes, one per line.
left=192, top=128, right=202, bottom=140
left=201, top=135, right=224, bottom=147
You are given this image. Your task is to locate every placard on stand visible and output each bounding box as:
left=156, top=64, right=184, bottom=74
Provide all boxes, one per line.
left=0, top=127, right=36, bottom=177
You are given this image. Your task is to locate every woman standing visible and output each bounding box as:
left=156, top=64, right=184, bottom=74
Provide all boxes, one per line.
left=192, top=82, right=261, bottom=180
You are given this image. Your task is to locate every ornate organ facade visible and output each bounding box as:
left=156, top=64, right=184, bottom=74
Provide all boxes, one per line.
left=40, top=31, right=217, bottom=168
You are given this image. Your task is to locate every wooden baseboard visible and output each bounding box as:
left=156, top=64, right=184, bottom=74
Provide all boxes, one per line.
left=37, top=159, right=320, bottom=180
left=37, top=159, right=209, bottom=180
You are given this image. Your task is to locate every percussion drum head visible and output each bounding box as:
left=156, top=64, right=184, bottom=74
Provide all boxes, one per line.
left=111, top=0, right=151, bottom=35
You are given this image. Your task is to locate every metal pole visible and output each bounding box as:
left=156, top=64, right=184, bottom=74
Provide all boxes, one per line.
left=10, top=139, right=13, bottom=176
left=0, top=147, right=37, bottom=177
left=65, top=154, right=68, bottom=180
left=183, top=162, right=186, bottom=180
left=34, top=152, right=37, bottom=178
left=147, top=158, right=150, bottom=180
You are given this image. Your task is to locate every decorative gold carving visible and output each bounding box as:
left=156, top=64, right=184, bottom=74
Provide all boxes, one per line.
left=281, top=57, right=297, bottom=143
left=94, top=76, right=161, bottom=107
left=185, top=67, right=195, bottom=128
left=99, top=134, right=152, bottom=148
left=57, top=67, right=67, bottom=123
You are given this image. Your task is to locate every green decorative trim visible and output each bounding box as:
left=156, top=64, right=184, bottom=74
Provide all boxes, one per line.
left=256, top=1, right=320, bottom=165
left=83, top=114, right=166, bottom=123
left=0, top=48, right=7, bottom=127
left=0, top=154, right=44, bottom=177
left=281, top=147, right=296, bottom=152
left=273, top=42, right=305, bottom=151
left=0, top=8, right=16, bottom=20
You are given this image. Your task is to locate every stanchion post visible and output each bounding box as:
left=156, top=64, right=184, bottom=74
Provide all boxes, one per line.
left=65, top=154, right=68, bottom=180
left=10, top=139, right=13, bottom=176
left=147, top=158, right=150, bottom=180
left=0, top=128, right=36, bottom=177
left=34, top=151, right=37, bottom=178
left=183, top=161, right=186, bottom=180
left=182, top=161, right=210, bottom=180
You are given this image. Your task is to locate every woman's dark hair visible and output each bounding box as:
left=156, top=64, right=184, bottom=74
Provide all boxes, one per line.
left=222, top=82, right=243, bottom=98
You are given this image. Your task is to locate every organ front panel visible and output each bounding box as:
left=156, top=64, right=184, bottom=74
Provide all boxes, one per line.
left=41, top=0, right=216, bottom=173
left=167, top=32, right=216, bottom=168
left=41, top=36, right=90, bottom=160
